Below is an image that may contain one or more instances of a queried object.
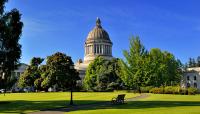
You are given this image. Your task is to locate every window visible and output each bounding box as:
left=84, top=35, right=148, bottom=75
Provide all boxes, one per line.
left=17, top=72, right=20, bottom=77
left=94, top=44, right=97, bottom=54
left=194, top=83, right=197, bottom=88
left=194, top=76, right=197, bottom=80
left=187, top=76, right=190, bottom=80
left=187, top=83, right=190, bottom=88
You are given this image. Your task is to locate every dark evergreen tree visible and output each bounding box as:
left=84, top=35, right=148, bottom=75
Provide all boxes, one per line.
left=197, top=56, right=200, bottom=67
left=0, top=0, right=23, bottom=90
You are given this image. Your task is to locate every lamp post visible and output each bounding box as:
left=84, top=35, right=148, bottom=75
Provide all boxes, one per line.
left=69, top=65, right=74, bottom=105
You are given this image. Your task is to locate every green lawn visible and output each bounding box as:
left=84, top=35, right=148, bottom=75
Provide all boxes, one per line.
left=0, top=91, right=137, bottom=114
left=68, top=94, right=200, bottom=114
left=1, top=92, right=200, bottom=114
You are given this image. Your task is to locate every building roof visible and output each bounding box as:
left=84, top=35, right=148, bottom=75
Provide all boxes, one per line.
left=85, top=18, right=112, bottom=44
left=187, top=67, right=200, bottom=71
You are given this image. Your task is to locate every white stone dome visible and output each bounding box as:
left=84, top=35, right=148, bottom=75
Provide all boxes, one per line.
left=85, top=18, right=112, bottom=44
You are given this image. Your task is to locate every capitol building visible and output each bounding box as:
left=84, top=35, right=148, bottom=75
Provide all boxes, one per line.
left=75, top=18, right=113, bottom=79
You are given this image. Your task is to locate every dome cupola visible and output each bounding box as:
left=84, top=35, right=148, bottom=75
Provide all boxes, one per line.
left=84, top=18, right=113, bottom=63
left=86, top=17, right=112, bottom=44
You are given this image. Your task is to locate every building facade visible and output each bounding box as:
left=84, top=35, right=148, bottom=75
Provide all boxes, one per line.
left=181, top=67, right=200, bottom=90
left=11, top=63, right=28, bottom=91
left=75, top=18, right=113, bottom=80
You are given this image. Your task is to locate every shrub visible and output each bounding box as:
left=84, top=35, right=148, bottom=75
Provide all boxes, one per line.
left=140, top=86, right=153, bottom=93
left=164, top=86, right=174, bottom=94
left=179, top=88, right=188, bottom=95
left=173, top=86, right=181, bottom=94
left=149, top=87, right=163, bottom=94
left=188, top=87, right=198, bottom=95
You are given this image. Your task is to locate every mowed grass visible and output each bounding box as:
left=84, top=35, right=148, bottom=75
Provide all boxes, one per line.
left=0, top=91, right=137, bottom=114
left=68, top=94, right=200, bottom=114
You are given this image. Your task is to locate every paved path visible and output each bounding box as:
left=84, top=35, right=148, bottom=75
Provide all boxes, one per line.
left=30, top=93, right=150, bottom=114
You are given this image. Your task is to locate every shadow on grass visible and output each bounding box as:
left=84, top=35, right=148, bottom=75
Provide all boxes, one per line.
left=1, top=100, right=200, bottom=113
left=0, top=100, right=106, bottom=114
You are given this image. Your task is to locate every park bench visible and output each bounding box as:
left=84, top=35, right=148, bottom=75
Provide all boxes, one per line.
left=111, top=94, right=126, bottom=104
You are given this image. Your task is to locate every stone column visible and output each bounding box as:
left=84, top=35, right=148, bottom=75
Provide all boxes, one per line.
left=96, top=44, right=98, bottom=54
left=108, top=45, right=110, bottom=55
left=105, top=45, right=107, bottom=55
left=100, top=44, right=102, bottom=54
left=89, top=45, right=91, bottom=54
left=92, top=45, right=94, bottom=53
left=86, top=46, right=88, bottom=55
left=110, top=46, right=112, bottom=55
left=106, top=45, right=108, bottom=55
left=102, top=44, right=105, bottom=55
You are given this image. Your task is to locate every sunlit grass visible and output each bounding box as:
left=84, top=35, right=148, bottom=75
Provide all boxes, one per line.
left=68, top=94, right=200, bottom=114
left=0, top=91, right=137, bottom=114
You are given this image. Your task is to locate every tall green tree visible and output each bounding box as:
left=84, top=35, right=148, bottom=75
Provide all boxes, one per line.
left=148, top=49, right=182, bottom=87
left=84, top=57, right=124, bottom=91
left=41, top=52, right=80, bottom=90
left=120, top=36, right=147, bottom=89
left=120, top=36, right=182, bottom=89
left=18, top=57, right=44, bottom=89
left=0, top=0, right=23, bottom=90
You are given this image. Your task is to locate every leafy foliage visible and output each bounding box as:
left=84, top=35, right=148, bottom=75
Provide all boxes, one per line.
left=84, top=57, right=124, bottom=91
left=42, top=52, right=80, bottom=90
left=120, top=36, right=182, bottom=89
left=18, top=57, right=44, bottom=89
left=18, top=52, right=80, bottom=91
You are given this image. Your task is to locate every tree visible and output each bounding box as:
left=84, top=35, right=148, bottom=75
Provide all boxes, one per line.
left=84, top=57, right=124, bottom=91
left=148, top=49, right=182, bottom=87
left=41, top=52, right=80, bottom=90
left=18, top=57, right=44, bottom=90
left=18, top=53, right=80, bottom=91
left=120, top=36, right=182, bottom=90
left=197, top=56, right=200, bottom=67
left=188, top=58, right=193, bottom=68
left=0, top=0, right=23, bottom=90
left=120, top=36, right=147, bottom=90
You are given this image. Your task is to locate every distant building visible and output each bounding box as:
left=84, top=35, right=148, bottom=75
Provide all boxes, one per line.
left=11, top=63, right=28, bottom=91
left=181, top=67, right=200, bottom=90
left=11, top=63, right=28, bottom=78
left=75, top=18, right=113, bottom=80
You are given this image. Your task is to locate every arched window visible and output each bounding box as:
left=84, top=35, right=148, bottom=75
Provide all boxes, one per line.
left=194, top=76, right=197, bottom=80
left=194, top=83, right=197, bottom=88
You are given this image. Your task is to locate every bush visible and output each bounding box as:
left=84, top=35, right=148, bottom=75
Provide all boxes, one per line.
left=188, top=87, right=198, bottom=95
left=149, top=87, right=163, bottom=94
left=173, top=86, right=181, bottom=94
left=140, top=86, right=153, bottom=93
left=179, top=88, right=188, bottom=95
left=164, top=86, right=174, bottom=94
left=149, top=86, right=198, bottom=95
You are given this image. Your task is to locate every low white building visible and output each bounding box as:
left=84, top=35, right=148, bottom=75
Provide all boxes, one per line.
left=181, top=67, right=200, bottom=90
left=11, top=63, right=28, bottom=91
left=11, top=63, right=28, bottom=78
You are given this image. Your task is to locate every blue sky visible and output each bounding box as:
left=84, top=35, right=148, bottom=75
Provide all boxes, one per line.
left=5, top=0, right=200, bottom=64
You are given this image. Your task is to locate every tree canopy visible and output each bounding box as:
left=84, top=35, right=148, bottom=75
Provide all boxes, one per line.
left=120, top=36, right=182, bottom=89
left=18, top=52, right=80, bottom=91
left=84, top=57, right=124, bottom=91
